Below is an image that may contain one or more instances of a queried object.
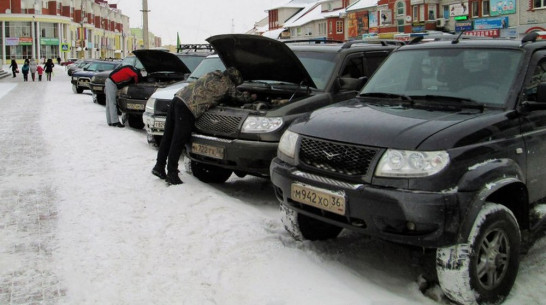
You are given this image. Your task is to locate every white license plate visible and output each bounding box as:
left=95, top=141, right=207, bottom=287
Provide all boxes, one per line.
left=154, top=121, right=165, bottom=129
left=127, top=103, right=145, bottom=110
left=192, top=143, right=224, bottom=159
left=291, top=183, right=346, bottom=215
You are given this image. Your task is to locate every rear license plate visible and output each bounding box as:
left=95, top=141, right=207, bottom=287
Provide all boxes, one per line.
left=291, top=183, right=346, bottom=215
left=154, top=121, right=165, bottom=129
left=192, top=143, right=224, bottom=159
left=127, top=103, right=145, bottom=110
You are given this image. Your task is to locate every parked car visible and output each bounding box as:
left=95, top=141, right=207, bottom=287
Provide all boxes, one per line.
left=270, top=33, right=546, bottom=305
left=67, top=59, right=93, bottom=76
left=117, top=47, right=213, bottom=129
left=186, top=34, right=396, bottom=183
left=71, top=60, right=121, bottom=94
left=89, top=55, right=145, bottom=105
left=143, top=54, right=226, bottom=145
left=61, top=58, right=78, bottom=66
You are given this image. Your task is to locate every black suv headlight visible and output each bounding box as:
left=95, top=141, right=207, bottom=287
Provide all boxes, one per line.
left=375, top=149, right=450, bottom=178
left=277, top=130, right=299, bottom=164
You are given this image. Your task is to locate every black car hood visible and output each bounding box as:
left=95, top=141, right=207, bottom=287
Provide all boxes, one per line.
left=290, top=99, right=490, bottom=150
left=206, top=34, right=316, bottom=88
left=132, top=50, right=190, bottom=74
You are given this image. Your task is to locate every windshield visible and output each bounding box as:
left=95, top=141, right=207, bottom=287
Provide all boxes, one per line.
left=187, top=57, right=226, bottom=81
left=177, top=55, right=205, bottom=72
left=361, top=48, right=523, bottom=106
left=86, top=62, right=118, bottom=72
left=294, top=51, right=336, bottom=90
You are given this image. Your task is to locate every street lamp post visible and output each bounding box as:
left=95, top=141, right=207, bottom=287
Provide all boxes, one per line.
left=142, top=0, right=150, bottom=49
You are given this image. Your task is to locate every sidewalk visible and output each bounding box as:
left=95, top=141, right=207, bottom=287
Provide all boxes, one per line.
left=0, top=69, right=66, bottom=304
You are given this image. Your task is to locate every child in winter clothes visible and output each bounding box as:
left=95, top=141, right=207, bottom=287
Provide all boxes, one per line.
left=21, top=60, right=30, bottom=81
left=37, top=65, right=44, bottom=81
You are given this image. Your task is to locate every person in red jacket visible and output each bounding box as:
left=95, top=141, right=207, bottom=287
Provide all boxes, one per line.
left=105, top=65, right=142, bottom=127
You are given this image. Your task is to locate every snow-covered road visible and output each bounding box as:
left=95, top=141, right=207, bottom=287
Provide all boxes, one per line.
left=0, top=65, right=544, bottom=305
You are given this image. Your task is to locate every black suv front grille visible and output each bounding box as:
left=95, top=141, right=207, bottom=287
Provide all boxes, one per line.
left=195, top=111, right=245, bottom=136
left=299, top=137, right=379, bottom=177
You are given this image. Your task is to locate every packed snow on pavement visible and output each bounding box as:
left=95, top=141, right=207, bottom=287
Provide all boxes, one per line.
left=0, top=65, right=545, bottom=305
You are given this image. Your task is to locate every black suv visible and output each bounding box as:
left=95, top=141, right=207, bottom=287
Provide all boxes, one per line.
left=70, top=59, right=121, bottom=94
left=117, top=46, right=213, bottom=129
left=270, top=33, right=546, bottom=305
left=187, top=34, right=396, bottom=183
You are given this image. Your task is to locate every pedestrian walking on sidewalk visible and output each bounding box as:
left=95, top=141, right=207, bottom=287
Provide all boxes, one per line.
left=29, top=59, right=37, bottom=81
left=9, top=59, right=18, bottom=78
left=21, top=59, right=30, bottom=81
left=37, top=65, right=44, bottom=81
left=44, top=59, right=54, bottom=81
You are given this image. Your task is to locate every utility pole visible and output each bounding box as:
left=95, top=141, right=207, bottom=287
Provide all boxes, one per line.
left=142, top=0, right=150, bottom=49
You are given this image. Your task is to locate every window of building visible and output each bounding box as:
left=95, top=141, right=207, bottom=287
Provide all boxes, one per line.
left=413, top=6, right=419, bottom=20
left=6, top=22, right=32, bottom=37
left=535, top=0, right=546, bottom=8
left=40, top=23, right=59, bottom=38
left=397, top=1, right=405, bottom=16
left=472, top=1, right=479, bottom=17
left=443, top=5, right=450, bottom=19
left=419, top=4, right=425, bottom=21
left=397, top=18, right=405, bottom=32
left=428, top=5, right=437, bottom=20
left=482, top=0, right=490, bottom=15
left=336, top=20, right=343, bottom=34
left=318, top=22, right=327, bottom=36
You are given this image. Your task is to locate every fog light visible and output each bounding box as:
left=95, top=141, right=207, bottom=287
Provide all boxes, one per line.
left=406, top=222, right=416, bottom=231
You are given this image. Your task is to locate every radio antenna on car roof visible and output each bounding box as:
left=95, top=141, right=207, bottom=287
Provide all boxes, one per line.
left=452, top=31, right=465, bottom=44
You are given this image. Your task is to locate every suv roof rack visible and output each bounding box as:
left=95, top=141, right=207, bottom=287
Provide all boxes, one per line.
left=283, top=39, right=344, bottom=45
left=342, top=39, right=405, bottom=48
left=177, top=44, right=214, bottom=53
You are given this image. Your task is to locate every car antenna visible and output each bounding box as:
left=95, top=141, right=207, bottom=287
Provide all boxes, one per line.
left=453, top=30, right=465, bottom=44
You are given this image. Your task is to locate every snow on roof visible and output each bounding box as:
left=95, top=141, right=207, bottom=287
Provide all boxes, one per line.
left=284, top=1, right=345, bottom=28
left=262, top=28, right=287, bottom=39
left=268, top=0, right=320, bottom=10
left=347, top=0, right=378, bottom=11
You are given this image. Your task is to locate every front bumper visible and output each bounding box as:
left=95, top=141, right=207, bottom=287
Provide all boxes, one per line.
left=270, top=158, right=460, bottom=248
left=143, top=111, right=166, bottom=136
left=187, top=133, right=278, bottom=177
left=89, top=83, right=105, bottom=95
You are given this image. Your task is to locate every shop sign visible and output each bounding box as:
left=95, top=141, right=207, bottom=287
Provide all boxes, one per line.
left=6, top=37, right=18, bottom=46
left=463, top=29, right=500, bottom=37
left=19, top=37, right=32, bottom=45
left=455, top=21, right=473, bottom=32
left=41, top=38, right=59, bottom=45
left=474, top=16, right=509, bottom=29
left=450, top=2, right=469, bottom=17
left=490, top=0, right=516, bottom=16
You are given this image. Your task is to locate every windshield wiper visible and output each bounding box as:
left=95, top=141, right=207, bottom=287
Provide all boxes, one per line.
left=409, top=95, right=485, bottom=111
left=360, top=92, right=413, bottom=102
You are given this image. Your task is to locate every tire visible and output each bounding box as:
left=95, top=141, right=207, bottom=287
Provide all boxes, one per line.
left=436, top=203, right=521, bottom=305
left=127, top=114, right=144, bottom=129
left=190, top=161, right=232, bottom=183
left=96, top=94, right=106, bottom=105
left=72, top=84, right=83, bottom=94
left=280, top=204, right=343, bottom=241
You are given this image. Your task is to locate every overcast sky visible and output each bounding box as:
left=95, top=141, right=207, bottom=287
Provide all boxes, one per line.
left=115, top=0, right=289, bottom=45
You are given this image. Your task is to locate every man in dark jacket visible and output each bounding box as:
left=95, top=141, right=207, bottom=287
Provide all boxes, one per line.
left=105, top=65, right=141, bottom=127
left=152, top=67, right=255, bottom=185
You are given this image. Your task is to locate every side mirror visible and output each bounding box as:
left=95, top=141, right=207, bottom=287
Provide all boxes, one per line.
left=521, top=83, right=546, bottom=112
left=337, top=76, right=368, bottom=92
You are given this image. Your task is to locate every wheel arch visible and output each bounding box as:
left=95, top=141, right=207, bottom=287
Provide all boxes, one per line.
left=457, top=176, right=529, bottom=244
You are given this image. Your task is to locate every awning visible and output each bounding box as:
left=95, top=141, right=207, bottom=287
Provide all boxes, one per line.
left=262, top=28, right=286, bottom=39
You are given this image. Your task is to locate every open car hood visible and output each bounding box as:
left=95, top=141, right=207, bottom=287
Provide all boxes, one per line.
left=132, top=49, right=191, bottom=74
left=206, top=34, right=316, bottom=88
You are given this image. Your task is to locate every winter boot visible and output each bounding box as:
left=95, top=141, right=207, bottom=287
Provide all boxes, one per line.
left=152, top=164, right=167, bottom=179
left=166, top=171, right=183, bottom=185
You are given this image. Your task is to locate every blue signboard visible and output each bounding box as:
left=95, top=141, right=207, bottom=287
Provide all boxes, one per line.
left=474, top=16, right=509, bottom=30
left=455, top=21, right=473, bottom=32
